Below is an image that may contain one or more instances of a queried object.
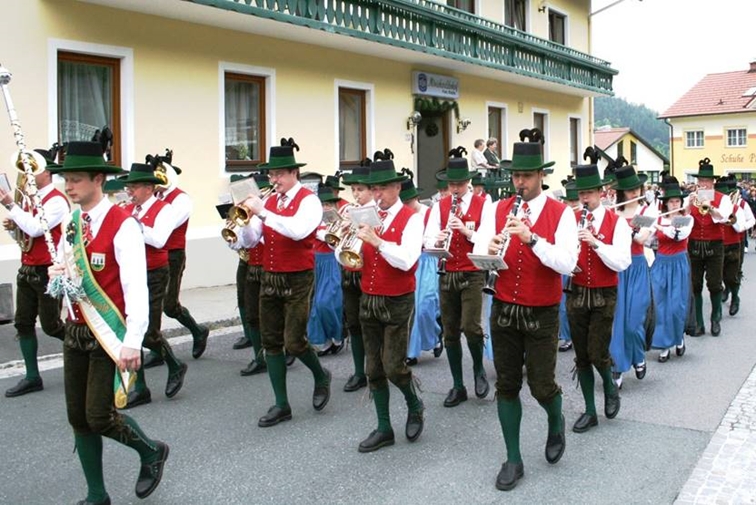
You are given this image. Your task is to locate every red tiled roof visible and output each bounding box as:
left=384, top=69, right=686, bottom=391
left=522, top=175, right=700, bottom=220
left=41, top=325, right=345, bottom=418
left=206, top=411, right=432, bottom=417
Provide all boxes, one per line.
left=594, top=127, right=629, bottom=150
left=660, top=68, right=756, bottom=119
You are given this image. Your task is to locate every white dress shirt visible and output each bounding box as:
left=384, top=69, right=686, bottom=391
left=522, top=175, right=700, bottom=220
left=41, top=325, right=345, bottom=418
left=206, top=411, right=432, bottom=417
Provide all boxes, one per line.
left=132, top=195, right=178, bottom=249
left=733, top=200, right=755, bottom=233
left=658, top=215, right=693, bottom=241
left=161, top=185, right=192, bottom=229
left=423, top=191, right=491, bottom=249
left=473, top=192, right=578, bottom=276
left=684, top=191, right=734, bottom=224
left=584, top=204, right=632, bottom=272
left=471, top=149, right=489, bottom=168
left=10, top=184, right=69, bottom=237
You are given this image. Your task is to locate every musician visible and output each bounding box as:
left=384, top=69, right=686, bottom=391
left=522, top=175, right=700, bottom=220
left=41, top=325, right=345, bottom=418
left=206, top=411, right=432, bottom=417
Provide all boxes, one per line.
left=473, top=130, right=577, bottom=491
left=48, top=142, right=168, bottom=504
left=335, top=164, right=373, bottom=392
left=684, top=158, right=733, bottom=336
left=430, top=175, right=450, bottom=205
left=120, top=164, right=188, bottom=408
left=227, top=174, right=255, bottom=351
left=238, top=138, right=331, bottom=427
left=557, top=179, right=581, bottom=353
left=608, top=165, right=657, bottom=389
left=566, top=161, right=631, bottom=435
left=324, top=172, right=349, bottom=208
left=715, top=175, right=751, bottom=317
left=0, top=149, right=68, bottom=397
left=151, top=156, right=209, bottom=364
left=424, top=151, right=491, bottom=407
left=471, top=173, right=494, bottom=203
left=336, top=160, right=424, bottom=452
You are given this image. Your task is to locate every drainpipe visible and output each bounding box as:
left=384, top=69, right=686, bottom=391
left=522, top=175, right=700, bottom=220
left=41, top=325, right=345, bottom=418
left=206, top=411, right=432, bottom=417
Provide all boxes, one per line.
left=663, top=118, right=673, bottom=178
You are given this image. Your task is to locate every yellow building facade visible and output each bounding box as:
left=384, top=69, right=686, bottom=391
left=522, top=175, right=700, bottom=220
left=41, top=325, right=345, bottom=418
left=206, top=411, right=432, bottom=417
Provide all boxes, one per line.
left=0, top=0, right=615, bottom=288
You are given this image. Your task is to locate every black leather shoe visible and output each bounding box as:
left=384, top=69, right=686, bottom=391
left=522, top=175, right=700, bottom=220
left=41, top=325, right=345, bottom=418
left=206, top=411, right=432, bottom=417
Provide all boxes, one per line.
left=558, top=341, right=573, bottom=352
left=443, top=387, right=468, bottom=407
left=404, top=357, right=418, bottom=366
left=572, top=413, right=598, bottom=433
left=123, top=388, right=152, bottom=409
left=729, top=299, right=740, bottom=316
left=658, top=350, right=670, bottom=363
left=692, top=326, right=705, bottom=337
left=711, top=320, right=721, bottom=337
left=358, top=429, right=395, bottom=453
left=165, top=363, right=188, bottom=399
left=76, top=496, right=111, bottom=505
left=258, top=405, right=292, bottom=427
left=495, top=461, right=524, bottom=491
left=5, top=377, right=43, bottom=398
left=633, top=362, right=646, bottom=380
left=343, top=374, right=367, bottom=392
left=545, top=414, right=566, bottom=464
left=135, top=441, right=169, bottom=499
left=676, top=340, right=686, bottom=357
left=191, top=327, right=209, bottom=359
left=232, top=336, right=252, bottom=350
left=240, top=360, right=267, bottom=376
left=313, top=369, right=331, bottom=411
left=605, top=390, right=621, bottom=419
left=330, top=341, right=345, bottom=355
left=285, top=354, right=296, bottom=367
left=142, top=352, right=165, bottom=369
left=405, top=400, right=424, bottom=442
left=433, top=339, right=444, bottom=358
left=474, top=372, right=490, bottom=399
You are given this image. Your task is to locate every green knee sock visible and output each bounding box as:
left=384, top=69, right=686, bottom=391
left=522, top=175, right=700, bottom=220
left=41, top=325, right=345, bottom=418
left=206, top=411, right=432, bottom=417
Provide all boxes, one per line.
left=539, top=394, right=564, bottom=435
left=596, top=367, right=617, bottom=397
left=397, top=380, right=421, bottom=412
left=577, top=368, right=597, bottom=416
left=350, top=332, right=366, bottom=378
left=249, top=328, right=265, bottom=363
left=133, top=365, right=148, bottom=393
left=19, top=337, right=39, bottom=380
left=372, top=387, right=392, bottom=433
left=75, top=433, right=108, bottom=503
left=731, top=287, right=740, bottom=305
left=497, top=397, right=523, bottom=464
left=694, top=293, right=704, bottom=328
left=446, top=342, right=464, bottom=389
left=297, top=347, right=327, bottom=386
left=710, top=291, right=722, bottom=322
left=239, top=306, right=252, bottom=343
left=266, top=353, right=289, bottom=408
left=467, top=338, right=485, bottom=377
left=119, top=414, right=160, bottom=463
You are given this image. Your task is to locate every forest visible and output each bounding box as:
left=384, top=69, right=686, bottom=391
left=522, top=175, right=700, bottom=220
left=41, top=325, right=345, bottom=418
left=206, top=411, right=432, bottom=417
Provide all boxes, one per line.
left=594, top=96, right=670, bottom=158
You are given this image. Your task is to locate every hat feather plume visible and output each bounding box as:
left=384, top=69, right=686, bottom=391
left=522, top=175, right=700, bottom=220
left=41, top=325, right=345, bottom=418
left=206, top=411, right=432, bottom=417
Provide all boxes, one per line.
left=280, top=137, right=300, bottom=151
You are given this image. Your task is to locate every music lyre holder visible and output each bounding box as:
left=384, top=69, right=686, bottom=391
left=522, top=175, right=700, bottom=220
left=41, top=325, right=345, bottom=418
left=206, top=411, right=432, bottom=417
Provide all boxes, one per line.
left=424, top=248, right=453, bottom=259
left=467, top=253, right=508, bottom=271
left=630, top=215, right=655, bottom=229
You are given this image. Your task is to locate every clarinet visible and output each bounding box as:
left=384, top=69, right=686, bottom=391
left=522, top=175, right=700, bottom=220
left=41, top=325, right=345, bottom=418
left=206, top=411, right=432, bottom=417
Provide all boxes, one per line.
left=563, top=207, right=588, bottom=294
left=482, top=189, right=524, bottom=295
left=437, top=195, right=460, bottom=276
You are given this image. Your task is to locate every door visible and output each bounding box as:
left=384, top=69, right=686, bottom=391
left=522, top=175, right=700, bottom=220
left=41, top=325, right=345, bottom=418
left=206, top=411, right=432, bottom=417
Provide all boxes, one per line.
left=416, top=111, right=449, bottom=200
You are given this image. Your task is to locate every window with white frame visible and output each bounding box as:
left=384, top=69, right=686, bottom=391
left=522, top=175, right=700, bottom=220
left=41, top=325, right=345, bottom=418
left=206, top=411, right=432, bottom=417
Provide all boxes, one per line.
left=339, top=88, right=366, bottom=166
left=548, top=10, right=566, bottom=45
left=534, top=112, right=548, bottom=159
left=488, top=107, right=505, bottom=156
left=685, top=130, right=704, bottom=148
left=447, top=0, right=474, bottom=13
left=726, top=128, right=747, bottom=147
left=225, top=72, right=265, bottom=170
left=505, top=0, right=527, bottom=31
left=569, top=117, right=580, bottom=166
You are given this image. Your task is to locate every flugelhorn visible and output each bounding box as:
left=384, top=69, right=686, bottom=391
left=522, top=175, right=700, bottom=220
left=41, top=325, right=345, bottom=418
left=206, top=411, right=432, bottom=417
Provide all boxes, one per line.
left=220, top=187, right=274, bottom=243
left=324, top=203, right=356, bottom=247
left=482, top=189, right=524, bottom=295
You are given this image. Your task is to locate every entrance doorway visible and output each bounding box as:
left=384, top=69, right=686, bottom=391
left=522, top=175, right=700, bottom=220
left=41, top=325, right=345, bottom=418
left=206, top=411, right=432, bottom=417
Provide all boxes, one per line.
left=416, top=111, right=449, bottom=200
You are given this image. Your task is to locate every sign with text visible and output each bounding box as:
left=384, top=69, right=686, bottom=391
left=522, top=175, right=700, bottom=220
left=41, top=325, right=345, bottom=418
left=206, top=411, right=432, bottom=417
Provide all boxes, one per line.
left=411, top=71, right=460, bottom=99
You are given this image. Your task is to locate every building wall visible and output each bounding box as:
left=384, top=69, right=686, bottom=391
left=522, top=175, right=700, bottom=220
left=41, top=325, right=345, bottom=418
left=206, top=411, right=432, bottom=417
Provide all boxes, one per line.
left=0, top=0, right=593, bottom=287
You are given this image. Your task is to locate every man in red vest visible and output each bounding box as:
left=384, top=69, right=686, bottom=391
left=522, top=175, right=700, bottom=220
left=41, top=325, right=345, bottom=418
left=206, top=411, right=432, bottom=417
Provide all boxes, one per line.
left=686, top=159, right=733, bottom=336
left=715, top=175, right=751, bottom=317
left=120, top=163, right=188, bottom=408
left=1, top=148, right=68, bottom=397
left=566, top=159, right=631, bottom=436
left=48, top=141, right=168, bottom=504
left=473, top=129, right=577, bottom=491
left=424, top=151, right=491, bottom=407
left=338, top=159, right=424, bottom=453
left=239, top=138, right=331, bottom=428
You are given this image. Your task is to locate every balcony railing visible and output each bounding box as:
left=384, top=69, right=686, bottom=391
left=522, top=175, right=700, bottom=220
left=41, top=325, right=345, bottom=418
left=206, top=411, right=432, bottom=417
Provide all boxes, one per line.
left=186, top=0, right=616, bottom=94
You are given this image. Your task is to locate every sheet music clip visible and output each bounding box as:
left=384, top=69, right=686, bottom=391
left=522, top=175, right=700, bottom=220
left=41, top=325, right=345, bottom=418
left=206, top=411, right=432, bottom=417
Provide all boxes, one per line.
left=631, top=215, right=655, bottom=228
left=322, top=209, right=340, bottom=224
left=467, top=254, right=507, bottom=271
left=672, top=216, right=692, bottom=228
left=424, top=248, right=453, bottom=259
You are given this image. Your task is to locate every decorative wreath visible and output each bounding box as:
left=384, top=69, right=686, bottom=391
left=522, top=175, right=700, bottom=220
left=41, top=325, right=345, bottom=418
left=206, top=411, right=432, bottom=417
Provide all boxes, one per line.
left=425, top=122, right=439, bottom=137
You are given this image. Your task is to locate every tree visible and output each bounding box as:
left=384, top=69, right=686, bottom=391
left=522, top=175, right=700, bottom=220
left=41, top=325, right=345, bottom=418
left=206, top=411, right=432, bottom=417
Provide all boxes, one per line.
left=594, top=96, right=670, bottom=158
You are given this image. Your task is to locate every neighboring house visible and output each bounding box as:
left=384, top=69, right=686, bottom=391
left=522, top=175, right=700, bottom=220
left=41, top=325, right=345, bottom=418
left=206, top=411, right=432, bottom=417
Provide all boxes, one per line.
left=594, top=126, right=669, bottom=183
left=0, top=0, right=617, bottom=288
left=660, top=60, right=756, bottom=183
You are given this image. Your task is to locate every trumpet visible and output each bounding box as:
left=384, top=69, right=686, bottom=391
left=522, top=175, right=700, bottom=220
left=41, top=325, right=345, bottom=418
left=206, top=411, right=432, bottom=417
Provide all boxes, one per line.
left=482, top=189, right=523, bottom=295
left=563, top=207, right=588, bottom=294
left=324, top=203, right=356, bottom=247
left=437, top=195, right=460, bottom=276
left=219, top=187, right=274, bottom=243
left=727, top=191, right=741, bottom=225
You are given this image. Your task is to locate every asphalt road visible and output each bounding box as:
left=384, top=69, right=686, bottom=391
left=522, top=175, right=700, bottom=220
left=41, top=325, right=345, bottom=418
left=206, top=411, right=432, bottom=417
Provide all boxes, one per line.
left=1, top=254, right=754, bottom=504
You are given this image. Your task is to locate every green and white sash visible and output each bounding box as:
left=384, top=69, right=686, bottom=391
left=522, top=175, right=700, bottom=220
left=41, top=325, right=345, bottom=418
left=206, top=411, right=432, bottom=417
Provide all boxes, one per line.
left=62, top=209, right=134, bottom=408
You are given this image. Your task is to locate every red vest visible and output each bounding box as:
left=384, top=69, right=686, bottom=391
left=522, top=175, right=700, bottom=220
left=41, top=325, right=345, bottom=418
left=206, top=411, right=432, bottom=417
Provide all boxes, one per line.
left=439, top=194, right=485, bottom=272
left=125, top=200, right=169, bottom=271
left=655, top=218, right=688, bottom=255
left=247, top=243, right=263, bottom=266
left=574, top=209, right=620, bottom=288
left=262, top=187, right=316, bottom=272
left=22, top=188, right=68, bottom=266
left=361, top=205, right=417, bottom=296
left=722, top=220, right=741, bottom=245
left=690, top=191, right=725, bottom=241
left=162, top=188, right=188, bottom=250
left=71, top=206, right=129, bottom=321
left=495, top=197, right=565, bottom=306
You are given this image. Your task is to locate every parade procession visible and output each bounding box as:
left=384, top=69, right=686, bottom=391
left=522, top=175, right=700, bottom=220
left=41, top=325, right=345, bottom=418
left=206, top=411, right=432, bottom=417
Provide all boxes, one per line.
left=2, top=0, right=756, bottom=503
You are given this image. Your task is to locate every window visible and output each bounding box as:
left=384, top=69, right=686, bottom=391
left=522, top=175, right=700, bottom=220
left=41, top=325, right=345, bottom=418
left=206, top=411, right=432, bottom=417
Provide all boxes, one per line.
left=488, top=107, right=504, bottom=156
left=630, top=141, right=637, bottom=164
left=225, top=73, right=265, bottom=170
left=569, top=117, right=580, bottom=166
left=447, top=0, right=474, bottom=13
left=685, top=130, right=704, bottom=148
left=533, top=112, right=548, bottom=159
left=339, top=88, right=366, bottom=165
left=617, top=140, right=624, bottom=159
left=58, top=52, right=120, bottom=165
left=505, top=0, right=527, bottom=31
left=548, top=10, right=566, bottom=45
left=726, top=128, right=747, bottom=147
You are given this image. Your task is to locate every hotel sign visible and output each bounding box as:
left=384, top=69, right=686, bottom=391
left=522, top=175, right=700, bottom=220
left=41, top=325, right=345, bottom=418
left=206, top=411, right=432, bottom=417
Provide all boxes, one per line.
left=411, top=71, right=459, bottom=99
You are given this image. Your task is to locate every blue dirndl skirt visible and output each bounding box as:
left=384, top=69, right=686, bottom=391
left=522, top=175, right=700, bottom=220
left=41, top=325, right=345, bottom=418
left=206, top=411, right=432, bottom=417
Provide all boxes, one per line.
left=651, top=252, right=689, bottom=349
left=407, top=252, right=441, bottom=358
left=482, top=293, right=494, bottom=361
left=307, top=252, right=343, bottom=346
left=610, top=254, right=651, bottom=373
left=559, top=274, right=571, bottom=342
